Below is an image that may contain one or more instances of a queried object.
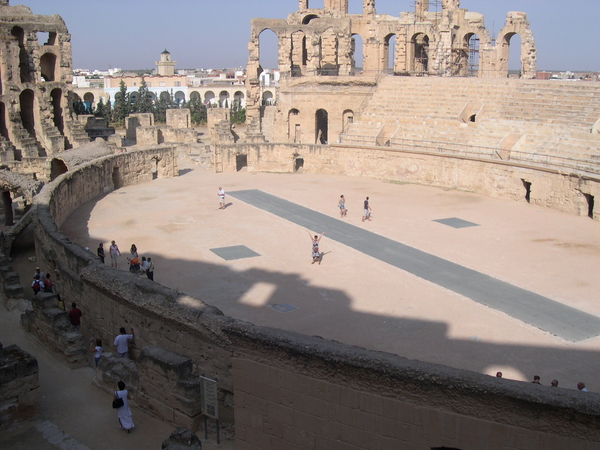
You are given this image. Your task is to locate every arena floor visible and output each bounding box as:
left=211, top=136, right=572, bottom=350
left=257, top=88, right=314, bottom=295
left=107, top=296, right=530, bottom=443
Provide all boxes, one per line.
left=61, top=155, right=600, bottom=391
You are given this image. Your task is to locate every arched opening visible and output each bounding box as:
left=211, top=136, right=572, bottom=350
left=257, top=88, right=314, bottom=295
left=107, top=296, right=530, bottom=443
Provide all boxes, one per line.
left=522, top=179, right=532, bottom=203
left=412, top=33, right=429, bottom=74
left=236, top=154, right=248, bottom=172
left=151, top=157, right=159, bottom=180
left=315, top=109, right=328, bottom=144
left=302, top=14, right=320, bottom=25
left=159, top=91, right=171, bottom=103
left=129, top=92, right=138, bottom=104
left=40, top=53, right=56, bottom=81
left=262, top=91, right=274, bottom=106
left=291, top=31, right=307, bottom=77
left=506, top=33, right=523, bottom=77
left=12, top=27, right=31, bottom=83
left=50, top=158, right=68, bottom=181
left=234, top=91, right=245, bottom=104
left=204, top=91, right=216, bottom=105
left=190, top=91, right=201, bottom=103
left=112, top=167, right=121, bottom=190
left=259, top=29, right=278, bottom=73
left=83, top=92, right=95, bottom=114
left=19, top=89, right=36, bottom=138
left=219, top=91, right=230, bottom=108
left=50, top=88, right=64, bottom=135
left=351, top=33, right=363, bottom=74
left=0, top=102, right=9, bottom=140
left=384, top=34, right=396, bottom=72
left=1, top=190, right=14, bottom=227
left=583, top=193, right=595, bottom=219
left=288, top=108, right=300, bottom=142
left=466, top=33, right=480, bottom=77
left=320, top=28, right=339, bottom=76
left=342, top=109, right=354, bottom=131
left=294, top=157, right=304, bottom=172
left=147, top=92, right=157, bottom=102
left=174, top=91, right=185, bottom=105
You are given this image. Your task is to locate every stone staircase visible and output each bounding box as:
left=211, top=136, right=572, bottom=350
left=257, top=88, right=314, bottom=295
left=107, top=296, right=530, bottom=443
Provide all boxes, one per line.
left=64, top=119, right=92, bottom=148
left=341, top=76, right=600, bottom=163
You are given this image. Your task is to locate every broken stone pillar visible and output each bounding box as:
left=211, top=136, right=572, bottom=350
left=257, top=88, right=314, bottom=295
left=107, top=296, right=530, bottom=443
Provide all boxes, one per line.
left=0, top=341, right=40, bottom=431
left=161, top=427, right=202, bottom=450
left=442, top=0, right=459, bottom=9
left=298, top=0, right=308, bottom=10
left=415, top=0, right=429, bottom=20
left=363, top=0, right=375, bottom=15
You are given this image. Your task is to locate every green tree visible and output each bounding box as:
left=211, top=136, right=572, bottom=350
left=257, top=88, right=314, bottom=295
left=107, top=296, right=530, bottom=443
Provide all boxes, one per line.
left=133, top=75, right=154, bottom=114
left=189, top=92, right=207, bottom=125
left=230, top=100, right=246, bottom=125
left=94, top=97, right=106, bottom=119
left=112, top=80, right=130, bottom=126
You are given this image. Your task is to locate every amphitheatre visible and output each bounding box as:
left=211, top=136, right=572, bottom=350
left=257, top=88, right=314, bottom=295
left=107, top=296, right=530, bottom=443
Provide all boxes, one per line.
left=2, top=0, right=600, bottom=449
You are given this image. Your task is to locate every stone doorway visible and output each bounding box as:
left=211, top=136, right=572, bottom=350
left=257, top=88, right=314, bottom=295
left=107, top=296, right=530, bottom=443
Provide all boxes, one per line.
left=315, top=109, right=328, bottom=144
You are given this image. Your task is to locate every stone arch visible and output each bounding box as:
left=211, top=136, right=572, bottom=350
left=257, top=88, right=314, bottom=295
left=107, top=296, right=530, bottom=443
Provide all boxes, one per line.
left=147, top=92, right=157, bottom=102
left=291, top=30, right=307, bottom=77
left=83, top=92, right=94, bottom=114
left=351, top=33, right=363, bottom=74
left=19, top=89, right=36, bottom=138
left=411, top=33, right=430, bottom=74
left=159, top=91, right=171, bottom=102
left=288, top=108, right=300, bottom=142
left=11, top=26, right=32, bottom=83
left=40, top=53, right=56, bottom=81
left=384, top=33, right=396, bottom=72
left=302, top=14, right=320, bottom=25
left=465, top=33, right=480, bottom=77
left=258, top=28, right=279, bottom=73
left=174, top=91, right=186, bottom=104
left=129, top=92, right=138, bottom=104
left=0, top=101, right=9, bottom=140
left=497, top=13, right=537, bottom=79
left=189, top=91, right=201, bottom=102
left=50, top=158, right=68, bottom=181
left=262, top=91, right=274, bottom=105
left=233, top=91, right=245, bottom=104
left=50, top=88, right=64, bottom=135
left=342, top=109, right=354, bottom=129
left=219, top=91, right=230, bottom=107
left=315, top=108, right=328, bottom=144
left=204, top=91, right=216, bottom=105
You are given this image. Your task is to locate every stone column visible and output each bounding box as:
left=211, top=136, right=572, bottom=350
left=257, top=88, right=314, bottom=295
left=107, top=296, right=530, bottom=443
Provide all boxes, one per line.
left=363, top=0, right=375, bottom=16
left=298, top=0, right=308, bottom=10
left=442, top=0, right=459, bottom=10
left=415, top=0, right=429, bottom=20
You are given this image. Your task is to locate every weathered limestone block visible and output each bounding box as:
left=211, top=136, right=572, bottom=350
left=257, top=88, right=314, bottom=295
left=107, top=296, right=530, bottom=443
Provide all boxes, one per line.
left=0, top=342, right=40, bottom=431
left=94, top=353, right=139, bottom=395
left=161, top=427, right=202, bottom=450
left=166, top=109, right=191, bottom=129
left=137, top=346, right=203, bottom=430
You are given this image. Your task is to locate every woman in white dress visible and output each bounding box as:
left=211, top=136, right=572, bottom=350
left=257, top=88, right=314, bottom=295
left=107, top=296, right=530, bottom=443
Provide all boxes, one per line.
left=115, top=380, right=134, bottom=432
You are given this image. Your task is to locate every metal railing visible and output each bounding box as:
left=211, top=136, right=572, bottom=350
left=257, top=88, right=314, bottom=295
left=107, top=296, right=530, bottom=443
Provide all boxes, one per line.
left=337, top=134, right=600, bottom=176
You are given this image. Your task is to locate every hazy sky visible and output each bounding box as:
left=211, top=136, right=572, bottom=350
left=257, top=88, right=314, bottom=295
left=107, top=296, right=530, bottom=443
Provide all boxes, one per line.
left=18, top=0, right=600, bottom=72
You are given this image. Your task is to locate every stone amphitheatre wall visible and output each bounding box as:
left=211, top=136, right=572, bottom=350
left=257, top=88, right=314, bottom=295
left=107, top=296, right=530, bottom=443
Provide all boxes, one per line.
left=216, top=142, right=600, bottom=219
left=18, top=147, right=600, bottom=448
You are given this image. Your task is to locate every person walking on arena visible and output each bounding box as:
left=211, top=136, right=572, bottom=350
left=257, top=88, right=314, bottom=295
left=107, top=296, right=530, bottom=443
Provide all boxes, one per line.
left=218, top=186, right=225, bottom=209
left=338, top=195, right=347, bottom=217
left=114, top=380, right=134, bottom=433
left=362, top=197, right=372, bottom=222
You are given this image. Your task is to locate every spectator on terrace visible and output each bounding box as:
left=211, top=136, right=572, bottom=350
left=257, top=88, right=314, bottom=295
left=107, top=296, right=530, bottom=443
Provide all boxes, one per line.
left=578, top=382, right=588, bottom=392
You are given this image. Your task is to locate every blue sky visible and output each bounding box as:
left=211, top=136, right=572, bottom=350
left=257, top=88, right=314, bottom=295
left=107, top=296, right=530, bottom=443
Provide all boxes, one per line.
left=19, top=0, right=600, bottom=72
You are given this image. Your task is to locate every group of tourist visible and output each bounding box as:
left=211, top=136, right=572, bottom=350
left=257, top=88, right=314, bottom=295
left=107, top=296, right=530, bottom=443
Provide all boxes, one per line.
left=98, top=241, right=154, bottom=280
left=495, top=372, right=590, bottom=392
left=30, top=266, right=56, bottom=295
left=338, top=195, right=372, bottom=222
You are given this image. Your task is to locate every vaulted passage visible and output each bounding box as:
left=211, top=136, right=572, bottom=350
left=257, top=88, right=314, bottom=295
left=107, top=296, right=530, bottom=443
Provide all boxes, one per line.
left=11, top=26, right=32, bottom=83
left=19, top=89, right=36, bottom=138
left=51, top=88, right=64, bottom=135
left=40, top=53, right=57, bottom=81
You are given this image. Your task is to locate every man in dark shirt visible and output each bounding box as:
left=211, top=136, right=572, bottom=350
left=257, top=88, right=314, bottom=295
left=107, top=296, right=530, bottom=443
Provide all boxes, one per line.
left=67, top=302, right=83, bottom=329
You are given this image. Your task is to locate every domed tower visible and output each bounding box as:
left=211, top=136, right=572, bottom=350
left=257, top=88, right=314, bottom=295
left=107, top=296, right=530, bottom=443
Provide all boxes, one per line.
left=156, top=49, right=176, bottom=76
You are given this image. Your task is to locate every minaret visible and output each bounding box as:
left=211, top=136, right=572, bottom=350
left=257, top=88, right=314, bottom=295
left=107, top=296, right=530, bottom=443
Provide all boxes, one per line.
left=156, top=49, right=176, bottom=76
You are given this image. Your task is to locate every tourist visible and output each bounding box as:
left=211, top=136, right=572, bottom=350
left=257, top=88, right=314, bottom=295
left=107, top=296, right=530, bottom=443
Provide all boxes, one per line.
left=311, top=246, right=322, bottom=265
left=32, top=267, right=45, bottom=280
left=338, top=195, right=347, bottom=217
left=89, top=338, right=103, bottom=367
left=551, top=379, right=558, bottom=387
left=139, top=256, right=148, bottom=274
left=531, top=375, right=541, bottom=384
left=97, top=243, right=105, bottom=264
left=43, top=273, right=54, bottom=293
left=218, top=186, right=225, bottom=209
left=31, top=275, right=44, bottom=295
left=362, top=197, right=372, bottom=222
left=67, top=302, right=83, bottom=329
left=128, top=244, right=139, bottom=273
left=308, top=230, right=324, bottom=250
left=114, top=380, right=134, bottom=433
left=496, top=372, right=502, bottom=378
left=577, top=382, right=588, bottom=392
left=146, top=257, right=154, bottom=281
left=114, top=327, right=134, bottom=358
left=109, top=240, right=121, bottom=268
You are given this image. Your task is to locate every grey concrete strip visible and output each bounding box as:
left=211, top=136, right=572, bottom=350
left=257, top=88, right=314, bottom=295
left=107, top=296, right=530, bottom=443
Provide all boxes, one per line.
left=229, top=189, right=600, bottom=342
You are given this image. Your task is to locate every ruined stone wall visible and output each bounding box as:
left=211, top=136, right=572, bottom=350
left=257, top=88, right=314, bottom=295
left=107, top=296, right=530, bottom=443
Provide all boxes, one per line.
left=0, top=342, right=40, bottom=431
left=226, top=323, right=600, bottom=449
left=166, top=108, right=190, bottom=129
left=24, top=146, right=600, bottom=446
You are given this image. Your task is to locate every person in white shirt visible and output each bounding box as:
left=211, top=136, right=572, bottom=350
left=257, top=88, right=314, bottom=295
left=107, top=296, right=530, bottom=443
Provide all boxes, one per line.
left=113, top=327, right=134, bottom=358
left=218, top=187, right=225, bottom=209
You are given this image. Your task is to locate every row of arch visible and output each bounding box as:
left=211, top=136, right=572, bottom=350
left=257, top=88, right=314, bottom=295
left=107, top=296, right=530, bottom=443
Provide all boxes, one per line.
left=256, top=27, right=523, bottom=76
left=286, top=107, right=354, bottom=144
left=10, top=26, right=59, bottom=83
